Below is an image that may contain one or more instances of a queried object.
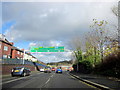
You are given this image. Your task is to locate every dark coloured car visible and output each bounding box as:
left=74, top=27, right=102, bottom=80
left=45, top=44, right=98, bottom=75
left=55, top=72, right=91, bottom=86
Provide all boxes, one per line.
left=11, top=67, right=31, bottom=77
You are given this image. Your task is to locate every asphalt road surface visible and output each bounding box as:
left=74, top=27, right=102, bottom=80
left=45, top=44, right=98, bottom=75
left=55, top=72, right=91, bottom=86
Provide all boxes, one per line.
left=2, top=72, right=97, bottom=89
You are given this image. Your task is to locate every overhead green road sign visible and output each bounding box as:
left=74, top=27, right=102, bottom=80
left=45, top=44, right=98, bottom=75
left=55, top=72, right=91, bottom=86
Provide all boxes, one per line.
left=30, top=46, right=64, bottom=52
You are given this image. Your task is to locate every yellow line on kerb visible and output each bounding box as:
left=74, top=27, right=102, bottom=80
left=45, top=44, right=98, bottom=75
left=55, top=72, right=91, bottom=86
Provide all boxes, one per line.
left=78, top=79, right=99, bottom=89
left=69, top=73, right=100, bottom=89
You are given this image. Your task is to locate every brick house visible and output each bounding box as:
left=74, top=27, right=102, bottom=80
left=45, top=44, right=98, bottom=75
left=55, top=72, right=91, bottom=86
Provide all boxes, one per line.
left=11, top=47, right=24, bottom=59
left=0, top=34, right=44, bottom=66
left=0, top=34, right=24, bottom=59
left=0, top=34, right=13, bottom=59
left=23, top=52, right=36, bottom=62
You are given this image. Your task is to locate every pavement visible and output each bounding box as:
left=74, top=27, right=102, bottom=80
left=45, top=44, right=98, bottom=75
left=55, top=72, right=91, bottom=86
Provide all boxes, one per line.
left=1, top=71, right=97, bottom=89
left=70, top=71, right=120, bottom=90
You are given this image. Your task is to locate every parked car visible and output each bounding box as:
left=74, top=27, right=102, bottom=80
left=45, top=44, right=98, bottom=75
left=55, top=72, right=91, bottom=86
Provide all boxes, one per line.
left=44, top=68, right=51, bottom=73
left=56, top=68, right=62, bottom=73
left=67, top=69, right=69, bottom=71
left=11, top=67, right=31, bottom=77
left=67, top=67, right=70, bottom=71
left=40, top=68, right=45, bottom=72
left=51, top=67, right=56, bottom=71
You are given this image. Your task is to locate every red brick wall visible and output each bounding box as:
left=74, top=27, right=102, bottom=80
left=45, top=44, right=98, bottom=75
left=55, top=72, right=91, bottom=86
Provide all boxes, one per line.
left=0, top=42, right=12, bottom=58
left=0, top=42, right=2, bottom=57
left=2, top=64, right=36, bottom=75
left=0, top=41, right=23, bottom=59
left=12, top=50, right=23, bottom=59
left=12, top=49, right=16, bottom=58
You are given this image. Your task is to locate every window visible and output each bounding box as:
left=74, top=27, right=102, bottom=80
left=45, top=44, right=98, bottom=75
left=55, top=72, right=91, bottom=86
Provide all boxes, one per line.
left=0, top=43, right=1, bottom=49
left=8, top=55, right=10, bottom=58
left=21, top=52, right=23, bottom=55
left=3, top=55, right=7, bottom=59
left=4, top=46, right=8, bottom=51
left=17, top=51, right=20, bottom=54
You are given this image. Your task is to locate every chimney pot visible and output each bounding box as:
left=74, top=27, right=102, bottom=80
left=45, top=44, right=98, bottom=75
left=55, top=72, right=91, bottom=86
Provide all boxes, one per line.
left=10, top=42, right=14, bottom=45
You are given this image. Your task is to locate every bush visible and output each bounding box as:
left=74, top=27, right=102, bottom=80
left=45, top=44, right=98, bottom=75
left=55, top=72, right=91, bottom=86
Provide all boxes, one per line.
left=79, top=60, right=93, bottom=73
left=94, top=51, right=120, bottom=78
left=72, top=60, right=93, bottom=74
left=72, top=64, right=77, bottom=72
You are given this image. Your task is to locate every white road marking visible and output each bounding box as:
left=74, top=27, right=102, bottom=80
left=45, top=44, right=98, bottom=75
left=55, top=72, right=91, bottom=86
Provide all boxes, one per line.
left=1, top=76, right=29, bottom=85
left=50, top=75, right=53, bottom=78
left=45, top=73, right=54, bottom=84
left=45, top=78, right=50, bottom=84
left=1, top=72, right=43, bottom=85
left=73, top=75, right=79, bottom=78
left=69, top=73, right=111, bottom=89
left=83, top=79, right=110, bottom=89
left=41, top=74, right=54, bottom=88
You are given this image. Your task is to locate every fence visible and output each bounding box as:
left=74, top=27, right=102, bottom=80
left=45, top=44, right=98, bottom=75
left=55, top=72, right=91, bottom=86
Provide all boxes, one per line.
left=2, top=58, right=34, bottom=66
left=35, top=63, right=46, bottom=67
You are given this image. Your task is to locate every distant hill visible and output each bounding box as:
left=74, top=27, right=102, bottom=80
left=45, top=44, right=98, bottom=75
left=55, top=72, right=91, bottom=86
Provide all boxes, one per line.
left=47, top=60, right=73, bottom=66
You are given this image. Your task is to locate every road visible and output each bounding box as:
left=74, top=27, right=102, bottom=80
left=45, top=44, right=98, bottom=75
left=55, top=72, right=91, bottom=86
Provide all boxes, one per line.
left=2, top=71, right=96, bottom=89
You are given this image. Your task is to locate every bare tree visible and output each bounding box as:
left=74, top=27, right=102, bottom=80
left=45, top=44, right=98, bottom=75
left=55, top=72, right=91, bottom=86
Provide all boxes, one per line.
left=88, top=19, right=109, bottom=63
left=111, top=5, right=119, bottom=50
left=112, top=6, right=118, bottom=17
left=70, top=36, right=83, bottom=71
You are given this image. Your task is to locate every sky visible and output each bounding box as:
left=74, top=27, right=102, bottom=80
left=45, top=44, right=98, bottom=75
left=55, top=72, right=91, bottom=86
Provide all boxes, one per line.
left=1, top=0, right=118, bottom=63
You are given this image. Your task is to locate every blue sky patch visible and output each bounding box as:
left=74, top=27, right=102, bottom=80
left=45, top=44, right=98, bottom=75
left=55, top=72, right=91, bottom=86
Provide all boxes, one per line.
left=0, top=20, right=16, bottom=34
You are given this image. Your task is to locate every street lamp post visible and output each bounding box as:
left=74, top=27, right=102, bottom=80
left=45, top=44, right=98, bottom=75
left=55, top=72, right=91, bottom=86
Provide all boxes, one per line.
left=23, top=50, right=25, bottom=64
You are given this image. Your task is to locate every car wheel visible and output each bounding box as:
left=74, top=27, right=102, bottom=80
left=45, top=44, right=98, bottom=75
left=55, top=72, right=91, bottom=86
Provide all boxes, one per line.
left=24, top=73, right=26, bottom=76
left=21, top=72, right=26, bottom=77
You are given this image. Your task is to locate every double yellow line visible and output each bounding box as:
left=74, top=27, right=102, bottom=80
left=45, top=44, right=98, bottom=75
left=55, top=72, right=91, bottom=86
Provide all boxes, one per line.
left=68, top=73, right=112, bottom=90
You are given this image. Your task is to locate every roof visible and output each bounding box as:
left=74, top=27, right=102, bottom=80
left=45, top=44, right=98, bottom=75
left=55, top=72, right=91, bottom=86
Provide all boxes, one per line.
left=0, top=34, right=13, bottom=46
left=0, top=39, right=13, bottom=46
left=0, top=34, right=38, bottom=60
left=11, top=46, right=24, bottom=52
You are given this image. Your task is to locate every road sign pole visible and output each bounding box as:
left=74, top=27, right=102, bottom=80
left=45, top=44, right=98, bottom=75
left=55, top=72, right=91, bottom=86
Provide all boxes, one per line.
left=23, top=50, right=25, bottom=64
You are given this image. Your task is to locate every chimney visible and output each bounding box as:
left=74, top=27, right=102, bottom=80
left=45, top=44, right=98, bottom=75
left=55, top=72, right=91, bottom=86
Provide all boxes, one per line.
left=10, top=42, right=14, bottom=45
left=21, top=49, right=24, bottom=51
left=21, top=49, right=25, bottom=53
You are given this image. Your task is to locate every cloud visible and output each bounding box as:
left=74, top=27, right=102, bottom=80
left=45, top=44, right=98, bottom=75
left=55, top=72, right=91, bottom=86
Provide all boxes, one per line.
left=50, top=40, right=62, bottom=46
left=0, top=2, right=2, bottom=33
left=33, top=52, right=72, bottom=63
left=2, top=2, right=117, bottom=42
left=2, top=1, right=118, bottom=63
left=29, top=41, right=72, bottom=63
left=40, top=13, right=48, bottom=18
left=29, top=42, right=37, bottom=47
left=1, top=20, right=16, bottom=33
left=2, top=0, right=119, bottom=2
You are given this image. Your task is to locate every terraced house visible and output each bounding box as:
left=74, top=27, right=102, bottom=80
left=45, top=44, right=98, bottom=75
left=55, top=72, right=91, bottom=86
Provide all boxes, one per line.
left=0, top=34, right=13, bottom=59
left=0, top=34, right=38, bottom=62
